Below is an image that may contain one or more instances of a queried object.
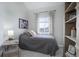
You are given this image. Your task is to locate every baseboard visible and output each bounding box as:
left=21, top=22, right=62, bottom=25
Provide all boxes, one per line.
left=59, top=44, right=64, bottom=48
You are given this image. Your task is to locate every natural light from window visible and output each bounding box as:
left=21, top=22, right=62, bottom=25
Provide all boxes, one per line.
left=37, top=12, right=50, bottom=35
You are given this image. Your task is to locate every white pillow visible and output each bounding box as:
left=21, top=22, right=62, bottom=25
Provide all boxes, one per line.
left=29, top=30, right=37, bottom=36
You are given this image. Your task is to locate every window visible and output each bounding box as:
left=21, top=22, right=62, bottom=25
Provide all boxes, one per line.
left=37, top=12, right=50, bottom=35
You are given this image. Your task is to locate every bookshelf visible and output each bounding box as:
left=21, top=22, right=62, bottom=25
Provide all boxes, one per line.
left=64, top=2, right=77, bottom=57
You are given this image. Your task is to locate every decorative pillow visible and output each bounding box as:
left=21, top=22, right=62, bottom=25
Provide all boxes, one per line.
left=23, top=32, right=32, bottom=37
left=27, top=32, right=32, bottom=37
left=29, top=30, right=37, bottom=36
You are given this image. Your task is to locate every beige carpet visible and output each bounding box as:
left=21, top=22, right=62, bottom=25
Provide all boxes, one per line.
left=19, top=47, right=63, bottom=57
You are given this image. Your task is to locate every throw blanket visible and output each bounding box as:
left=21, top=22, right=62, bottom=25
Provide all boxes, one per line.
left=19, top=33, right=59, bottom=56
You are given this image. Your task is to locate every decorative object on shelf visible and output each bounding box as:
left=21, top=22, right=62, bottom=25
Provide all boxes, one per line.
left=8, top=30, right=14, bottom=40
left=71, top=27, right=76, bottom=38
left=69, top=15, right=76, bottom=19
left=65, top=44, right=76, bottom=57
left=68, top=45, right=76, bottom=55
left=69, top=11, right=76, bottom=19
left=65, top=51, right=75, bottom=57
left=19, top=18, right=28, bottom=29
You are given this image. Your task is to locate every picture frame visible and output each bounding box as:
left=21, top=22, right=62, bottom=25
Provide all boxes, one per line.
left=19, top=18, right=28, bottom=29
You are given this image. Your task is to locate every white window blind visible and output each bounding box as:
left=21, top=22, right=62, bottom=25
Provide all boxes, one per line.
left=37, top=12, right=50, bottom=35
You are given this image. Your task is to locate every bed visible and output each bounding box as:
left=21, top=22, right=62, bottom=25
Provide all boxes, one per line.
left=19, top=32, right=59, bottom=56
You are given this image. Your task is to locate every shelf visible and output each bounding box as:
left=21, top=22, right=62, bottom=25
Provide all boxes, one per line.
left=65, top=35, right=76, bottom=43
left=65, top=2, right=76, bottom=13
left=65, top=16, right=76, bottom=23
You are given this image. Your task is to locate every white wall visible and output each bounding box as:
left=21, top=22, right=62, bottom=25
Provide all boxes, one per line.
left=0, top=2, right=29, bottom=46
left=0, top=2, right=65, bottom=47
left=0, top=3, right=8, bottom=46
left=28, top=4, right=65, bottom=47
left=0, top=3, right=4, bottom=46
left=54, top=5, right=65, bottom=47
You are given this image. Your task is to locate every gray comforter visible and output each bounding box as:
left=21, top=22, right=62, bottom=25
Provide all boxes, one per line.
left=19, top=33, right=59, bottom=56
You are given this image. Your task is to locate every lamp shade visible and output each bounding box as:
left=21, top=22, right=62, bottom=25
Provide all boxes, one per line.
left=8, top=30, right=14, bottom=37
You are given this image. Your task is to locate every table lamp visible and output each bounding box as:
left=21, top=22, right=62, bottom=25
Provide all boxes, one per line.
left=8, top=30, right=14, bottom=40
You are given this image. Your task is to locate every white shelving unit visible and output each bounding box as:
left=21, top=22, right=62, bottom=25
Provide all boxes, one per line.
left=65, top=2, right=79, bottom=57
left=64, top=2, right=77, bottom=57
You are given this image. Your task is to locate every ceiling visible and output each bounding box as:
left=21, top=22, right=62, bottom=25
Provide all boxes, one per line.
left=24, top=2, right=64, bottom=10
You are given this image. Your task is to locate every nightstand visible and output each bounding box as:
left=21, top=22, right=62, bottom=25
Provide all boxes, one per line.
left=2, top=40, right=19, bottom=57
left=0, top=46, right=3, bottom=57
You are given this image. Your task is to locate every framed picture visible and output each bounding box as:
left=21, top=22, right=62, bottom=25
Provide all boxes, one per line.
left=19, top=18, right=28, bottom=29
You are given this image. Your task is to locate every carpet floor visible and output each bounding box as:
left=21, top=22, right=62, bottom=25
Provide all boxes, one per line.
left=19, top=47, right=63, bottom=57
